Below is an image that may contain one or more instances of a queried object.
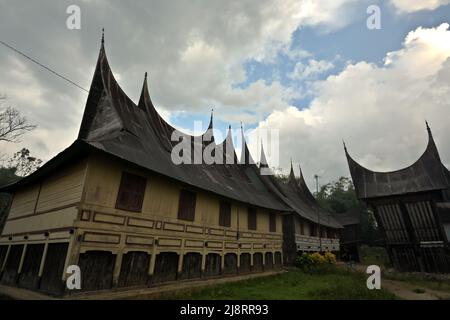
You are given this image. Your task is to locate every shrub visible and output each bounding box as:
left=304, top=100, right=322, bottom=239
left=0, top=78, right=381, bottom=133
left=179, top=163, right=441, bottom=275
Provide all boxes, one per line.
left=311, top=252, right=326, bottom=265
left=295, top=252, right=337, bottom=273
left=324, top=251, right=337, bottom=264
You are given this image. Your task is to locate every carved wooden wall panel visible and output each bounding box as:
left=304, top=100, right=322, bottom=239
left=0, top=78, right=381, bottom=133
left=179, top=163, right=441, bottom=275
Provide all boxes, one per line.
left=78, top=251, right=116, bottom=291
left=40, top=243, right=68, bottom=295
left=223, top=253, right=237, bottom=275
left=153, top=252, right=178, bottom=283
left=1, top=244, right=23, bottom=285
left=265, top=252, right=273, bottom=270
left=180, top=252, right=202, bottom=280
left=118, top=251, right=150, bottom=287
left=18, top=244, right=44, bottom=289
left=253, top=253, right=263, bottom=272
left=204, top=253, right=221, bottom=277
left=239, top=253, right=251, bottom=273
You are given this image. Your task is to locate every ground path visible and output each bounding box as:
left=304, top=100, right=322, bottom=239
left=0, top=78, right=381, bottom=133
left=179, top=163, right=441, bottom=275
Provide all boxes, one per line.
left=342, top=263, right=450, bottom=300
left=382, top=279, right=450, bottom=300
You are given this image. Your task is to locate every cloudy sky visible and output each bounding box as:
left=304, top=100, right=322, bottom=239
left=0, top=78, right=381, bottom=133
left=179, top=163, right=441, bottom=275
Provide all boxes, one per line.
left=0, top=0, right=449, bottom=188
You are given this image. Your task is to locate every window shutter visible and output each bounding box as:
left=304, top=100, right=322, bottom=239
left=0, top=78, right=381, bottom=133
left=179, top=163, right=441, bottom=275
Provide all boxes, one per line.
left=115, top=172, right=147, bottom=212
left=178, top=190, right=196, bottom=221
left=219, top=201, right=231, bottom=227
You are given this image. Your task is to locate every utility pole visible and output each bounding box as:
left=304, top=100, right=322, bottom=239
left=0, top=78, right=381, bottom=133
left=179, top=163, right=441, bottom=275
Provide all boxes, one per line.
left=314, top=174, right=322, bottom=252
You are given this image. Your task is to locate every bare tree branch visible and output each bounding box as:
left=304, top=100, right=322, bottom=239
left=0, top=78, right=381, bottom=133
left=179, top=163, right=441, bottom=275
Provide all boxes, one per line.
left=0, top=99, right=37, bottom=143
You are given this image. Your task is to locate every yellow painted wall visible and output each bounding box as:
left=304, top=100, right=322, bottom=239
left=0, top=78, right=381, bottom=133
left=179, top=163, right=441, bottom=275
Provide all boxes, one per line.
left=84, top=153, right=283, bottom=232
left=2, top=159, right=87, bottom=236
left=35, top=160, right=87, bottom=213
left=8, top=185, right=40, bottom=219
left=294, top=216, right=312, bottom=236
left=3, top=207, right=79, bottom=235
left=83, top=154, right=122, bottom=209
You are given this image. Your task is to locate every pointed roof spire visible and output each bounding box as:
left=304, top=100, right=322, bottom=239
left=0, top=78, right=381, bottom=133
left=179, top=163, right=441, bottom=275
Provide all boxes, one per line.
left=101, top=28, right=105, bottom=45
left=208, top=108, right=214, bottom=129
left=138, top=72, right=153, bottom=109
left=203, top=107, right=215, bottom=144
left=288, top=159, right=296, bottom=182
left=343, top=139, right=347, bottom=153
left=424, top=120, right=441, bottom=162
left=239, top=123, right=255, bottom=165
left=426, top=120, right=432, bottom=136
left=260, top=141, right=268, bottom=168
left=298, top=164, right=304, bottom=180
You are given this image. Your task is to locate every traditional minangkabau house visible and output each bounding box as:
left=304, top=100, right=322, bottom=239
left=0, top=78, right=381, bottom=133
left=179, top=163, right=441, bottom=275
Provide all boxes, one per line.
left=281, top=165, right=342, bottom=265
left=0, top=35, right=341, bottom=296
left=345, top=124, right=450, bottom=273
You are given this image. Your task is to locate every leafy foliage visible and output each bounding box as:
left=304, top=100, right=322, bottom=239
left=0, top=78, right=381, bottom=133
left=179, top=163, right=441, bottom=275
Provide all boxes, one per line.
left=316, top=177, right=359, bottom=213
left=296, top=251, right=337, bottom=273
left=7, top=148, right=42, bottom=177
left=316, top=177, right=381, bottom=244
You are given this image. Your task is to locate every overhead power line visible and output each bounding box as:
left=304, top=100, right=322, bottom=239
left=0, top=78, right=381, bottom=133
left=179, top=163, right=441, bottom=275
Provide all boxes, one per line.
left=0, top=39, right=89, bottom=93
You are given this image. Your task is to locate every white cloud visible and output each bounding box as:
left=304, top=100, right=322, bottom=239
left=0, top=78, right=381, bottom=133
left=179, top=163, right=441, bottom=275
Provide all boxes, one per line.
left=289, top=59, right=335, bottom=80
left=253, top=23, right=450, bottom=187
left=0, top=0, right=360, bottom=162
left=390, top=0, right=450, bottom=13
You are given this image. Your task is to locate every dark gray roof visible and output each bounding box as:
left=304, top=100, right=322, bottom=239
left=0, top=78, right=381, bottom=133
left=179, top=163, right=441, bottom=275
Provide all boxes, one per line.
left=345, top=126, right=450, bottom=200
left=1, top=40, right=342, bottom=229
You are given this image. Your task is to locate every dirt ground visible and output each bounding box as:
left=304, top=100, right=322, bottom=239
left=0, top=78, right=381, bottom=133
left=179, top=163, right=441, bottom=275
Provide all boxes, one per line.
left=381, top=279, right=450, bottom=300
left=342, top=263, right=450, bottom=300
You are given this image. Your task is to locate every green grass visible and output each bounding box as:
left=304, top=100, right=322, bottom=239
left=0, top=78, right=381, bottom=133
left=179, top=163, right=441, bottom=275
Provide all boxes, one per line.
left=359, top=245, right=391, bottom=268
left=165, top=268, right=397, bottom=300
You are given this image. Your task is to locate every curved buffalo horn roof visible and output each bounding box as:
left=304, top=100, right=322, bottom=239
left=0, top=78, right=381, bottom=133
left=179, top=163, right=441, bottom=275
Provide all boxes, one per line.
left=76, top=35, right=291, bottom=212
left=345, top=123, right=450, bottom=199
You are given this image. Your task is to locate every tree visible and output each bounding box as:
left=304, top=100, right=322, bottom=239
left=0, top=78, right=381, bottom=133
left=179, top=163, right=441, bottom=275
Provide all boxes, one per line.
left=0, top=167, right=18, bottom=234
left=0, top=95, right=36, bottom=143
left=316, top=177, right=381, bottom=244
left=0, top=94, right=38, bottom=233
left=7, top=148, right=42, bottom=177
left=316, top=177, right=360, bottom=213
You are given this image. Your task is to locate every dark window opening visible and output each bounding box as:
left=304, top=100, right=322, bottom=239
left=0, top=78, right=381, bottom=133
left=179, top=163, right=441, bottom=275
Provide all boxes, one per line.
left=115, top=172, right=147, bottom=212
left=248, top=207, right=257, bottom=230
left=269, top=212, right=277, bottom=232
left=219, top=201, right=231, bottom=227
left=178, top=189, right=197, bottom=221
left=310, top=223, right=317, bottom=237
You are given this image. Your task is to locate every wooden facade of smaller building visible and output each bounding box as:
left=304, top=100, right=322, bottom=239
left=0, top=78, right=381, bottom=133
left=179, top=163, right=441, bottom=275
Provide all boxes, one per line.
left=333, top=209, right=361, bottom=262
left=282, top=165, right=341, bottom=265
